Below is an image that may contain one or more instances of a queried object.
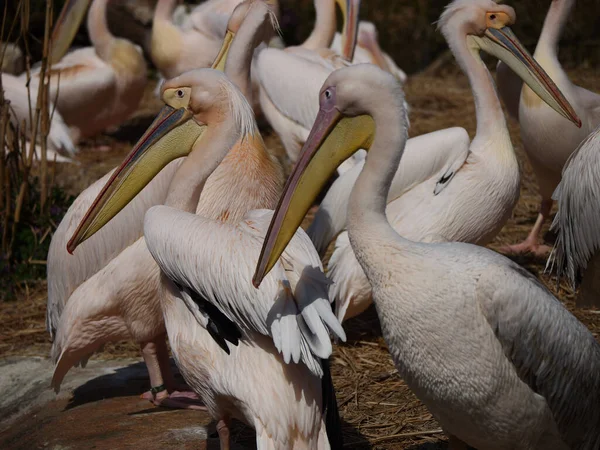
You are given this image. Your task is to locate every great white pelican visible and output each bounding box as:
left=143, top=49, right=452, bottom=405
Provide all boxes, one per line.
left=254, top=56, right=600, bottom=450
left=306, top=0, right=580, bottom=322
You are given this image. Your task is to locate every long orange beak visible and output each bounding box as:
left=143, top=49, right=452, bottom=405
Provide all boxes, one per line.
left=478, top=26, right=581, bottom=127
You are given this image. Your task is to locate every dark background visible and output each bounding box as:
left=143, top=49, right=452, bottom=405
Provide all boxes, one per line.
left=3, top=0, right=600, bottom=73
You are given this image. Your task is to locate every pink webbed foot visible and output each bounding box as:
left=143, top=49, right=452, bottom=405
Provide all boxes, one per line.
left=499, top=240, right=552, bottom=258
left=141, top=385, right=207, bottom=410
left=141, top=382, right=195, bottom=400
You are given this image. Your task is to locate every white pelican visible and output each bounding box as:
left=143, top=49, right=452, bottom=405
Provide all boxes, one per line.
left=48, top=1, right=336, bottom=420
left=331, top=21, right=407, bottom=84
left=151, top=0, right=241, bottom=80
left=45, top=0, right=258, bottom=408
left=256, top=0, right=361, bottom=164
left=66, top=61, right=346, bottom=448
left=496, top=0, right=598, bottom=256
left=254, top=60, right=600, bottom=450
left=551, top=125, right=600, bottom=309
left=306, top=0, right=580, bottom=322
left=24, top=0, right=147, bottom=143
left=2, top=73, right=76, bottom=163
left=152, top=0, right=280, bottom=116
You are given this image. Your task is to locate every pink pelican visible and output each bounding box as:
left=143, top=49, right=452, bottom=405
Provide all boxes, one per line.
left=254, top=53, right=600, bottom=450
left=23, top=0, right=147, bottom=144
left=256, top=0, right=361, bottom=163
left=496, top=0, right=597, bottom=256
left=45, top=0, right=260, bottom=408
left=66, top=5, right=346, bottom=445
left=151, top=0, right=244, bottom=80
left=306, top=0, right=579, bottom=322
left=1, top=73, right=76, bottom=163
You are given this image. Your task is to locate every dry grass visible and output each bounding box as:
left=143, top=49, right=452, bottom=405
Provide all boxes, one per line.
left=1, top=59, right=600, bottom=449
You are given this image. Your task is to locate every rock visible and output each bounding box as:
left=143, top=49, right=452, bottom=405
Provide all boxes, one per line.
left=0, top=357, right=251, bottom=449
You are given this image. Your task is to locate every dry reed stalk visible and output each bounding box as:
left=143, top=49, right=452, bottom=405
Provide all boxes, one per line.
left=37, top=0, right=54, bottom=210
left=1, top=0, right=55, bottom=291
left=0, top=103, right=8, bottom=253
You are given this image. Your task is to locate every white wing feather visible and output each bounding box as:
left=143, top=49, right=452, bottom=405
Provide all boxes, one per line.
left=476, top=261, right=600, bottom=449
left=26, top=48, right=117, bottom=111
left=256, top=48, right=341, bottom=131
left=572, top=84, right=600, bottom=131
left=551, top=126, right=600, bottom=308
left=308, top=127, right=470, bottom=254
left=2, top=73, right=76, bottom=155
left=143, top=206, right=346, bottom=376
left=46, top=160, right=182, bottom=338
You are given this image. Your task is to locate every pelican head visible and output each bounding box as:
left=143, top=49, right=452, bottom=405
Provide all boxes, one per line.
left=216, top=0, right=279, bottom=73
left=439, top=0, right=580, bottom=126
left=211, top=0, right=269, bottom=72
left=67, top=69, right=255, bottom=253
left=253, top=65, right=398, bottom=286
left=356, top=22, right=391, bottom=73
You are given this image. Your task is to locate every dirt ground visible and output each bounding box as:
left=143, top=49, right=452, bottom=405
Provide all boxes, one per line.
left=1, top=62, right=600, bottom=449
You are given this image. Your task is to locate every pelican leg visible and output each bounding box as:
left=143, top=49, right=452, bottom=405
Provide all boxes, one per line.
left=216, top=418, right=231, bottom=450
left=500, top=198, right=553, bottom=257
left=155, top=336, right=202, bottom=402
left=140, top=339, right=206, bottom=410
left=154, top=335, right=188, bottom=392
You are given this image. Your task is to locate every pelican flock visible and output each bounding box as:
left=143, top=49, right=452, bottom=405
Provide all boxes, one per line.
left=306, top=0, right=580, bottom=322
left=496, top=0, right=600, bottom=256
left=5, top=0, right=596, bottom=447
left=26, top=0, right=148, bottom=145
left=46, top=0, right=279, bottom=410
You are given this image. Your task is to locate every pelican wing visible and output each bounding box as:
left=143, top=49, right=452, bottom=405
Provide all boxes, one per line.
left=551, top=126, right=600, bottom=284
left=143, top=206, right=346, bottom=376
left=476, top=263, right=600, bottom=449
left=182, top=0, right=233, bottom=38
left=573, top=85, right=600, bottom=131
left=256, top=48, right=342, bottom=132
left=308, top=127, right=470, bottom=254
left=46, top=160, right=182, bottom=339
left=2, top=73, right=75, bottom=155
left=495, top=61, right=522, bottom=120
left=26, top=48, right=117, bottom=111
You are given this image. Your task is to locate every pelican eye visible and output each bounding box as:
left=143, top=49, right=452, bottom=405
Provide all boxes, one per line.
left=324, top=90, right=332, bottom=99
left=176, top=89, right=184, bottom=98
left=486, top=11, right=511, bottom=29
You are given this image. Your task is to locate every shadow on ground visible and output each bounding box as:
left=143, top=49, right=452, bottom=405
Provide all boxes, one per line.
left=0, top=357, right=370, bottom=449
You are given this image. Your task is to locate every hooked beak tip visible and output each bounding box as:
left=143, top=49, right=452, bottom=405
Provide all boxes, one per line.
left=66, top=243, right=75, bottom=255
